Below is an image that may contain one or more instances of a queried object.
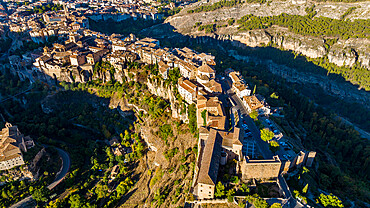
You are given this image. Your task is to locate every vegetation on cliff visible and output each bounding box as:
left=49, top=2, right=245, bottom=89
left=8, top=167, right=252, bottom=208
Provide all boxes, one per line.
left=187, top=0, right=245, bottom=13
left=0, top=68, right=31, bottom=97
left=307, top=57, right=370, bottom=91
left=237, top=13, right=370, bottom=39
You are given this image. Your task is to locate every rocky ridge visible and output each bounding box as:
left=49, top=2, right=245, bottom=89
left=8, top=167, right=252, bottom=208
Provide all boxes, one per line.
left=166, top=3, right=370, bottom=70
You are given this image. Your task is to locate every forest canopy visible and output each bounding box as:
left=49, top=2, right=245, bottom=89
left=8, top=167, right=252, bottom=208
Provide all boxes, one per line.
left=237, top=13, right=370, bottom=39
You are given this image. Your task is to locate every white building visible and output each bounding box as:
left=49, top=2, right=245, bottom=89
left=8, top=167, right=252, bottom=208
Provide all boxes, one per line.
left=178, top=77, right=198, bottom=104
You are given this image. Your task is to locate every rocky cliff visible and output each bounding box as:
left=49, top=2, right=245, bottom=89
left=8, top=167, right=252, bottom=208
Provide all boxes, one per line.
left=229, top=49, right=370, bottom=108
left=164, top=0, right=370, bottom=71
left=146, top=76, right=189, bottom=123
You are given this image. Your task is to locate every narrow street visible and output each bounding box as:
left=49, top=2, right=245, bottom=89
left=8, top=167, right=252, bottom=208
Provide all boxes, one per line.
left=220, top=78, right=273, bottom=159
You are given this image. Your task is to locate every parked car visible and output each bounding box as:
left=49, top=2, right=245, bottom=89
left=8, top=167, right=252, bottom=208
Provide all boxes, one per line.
left=266, top=119, right=271, bottom=124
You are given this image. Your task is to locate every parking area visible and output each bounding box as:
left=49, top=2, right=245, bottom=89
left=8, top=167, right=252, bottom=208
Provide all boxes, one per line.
left=242, top=138, right=257, bottom=158
left=276, top=140, right=297, bottom=161
left=260, top=117, right=283, bottom=140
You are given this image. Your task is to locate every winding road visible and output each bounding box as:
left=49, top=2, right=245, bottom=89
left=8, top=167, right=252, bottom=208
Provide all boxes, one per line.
left=9, top=147, right=70, bottom=208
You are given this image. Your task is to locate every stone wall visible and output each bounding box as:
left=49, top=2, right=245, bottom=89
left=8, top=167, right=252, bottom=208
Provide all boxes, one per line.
left=239, top=156, right=281, bottom=180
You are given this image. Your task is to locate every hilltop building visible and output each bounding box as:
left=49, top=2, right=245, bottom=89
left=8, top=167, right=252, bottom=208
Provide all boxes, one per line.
left=0, top=123, right=34, bottom=171
left=195, top=128, right=243, bottom=199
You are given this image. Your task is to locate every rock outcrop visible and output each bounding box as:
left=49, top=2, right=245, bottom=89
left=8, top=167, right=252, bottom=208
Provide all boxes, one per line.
left=165, top=1, right=370, bottom=70
left=146, top=76, right=189, bottom=123
left=232, top=29, right=328, bottom=59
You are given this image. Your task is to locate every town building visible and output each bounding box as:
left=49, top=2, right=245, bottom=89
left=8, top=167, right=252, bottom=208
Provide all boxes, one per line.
left=0, top=123, right=34, bottom=171
left=238, top=156, right=281, bottom=180
left=196, top=95, right=226, bottom=130
left=195, top=127, right=243, bottom=199
left=242, top=95, right=264, bottom=113
left=178, top=77, right=198, bottom=104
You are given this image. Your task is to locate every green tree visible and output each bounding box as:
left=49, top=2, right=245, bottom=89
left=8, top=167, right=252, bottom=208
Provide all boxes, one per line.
left=69, top=194, right=83, bottom=208
left=270, top=92, right=279, bottom=99
left=249, top=110, right=258, bottom=120
left=95, top=183, right=109, bottom=199
left=270, top=203, right=282, bottom=208
left=214, top=181, right=225, bottom=198
left=32, top=186, right=49, bottom=202
left=269, top=140, right=280, bottom=153
left=226, top=189, right=236, bottom=202
left=116, top=177, right=133, bottom=197
left=254, top=197, right=269, bottom=208
left=302, top=184, right=308, bottom=194
left=201, top=110, right=207, bottom=126
left=239, top=183, right=250, bottom=195
left=293, top=190, right=307, bottom=203
left=188, top=104, right=197, bottom=134
left=159, top=124, right=173, bottom=143
left=318, top=193, right=344, bottom=207
left=260, top=129, right=274, bottom=142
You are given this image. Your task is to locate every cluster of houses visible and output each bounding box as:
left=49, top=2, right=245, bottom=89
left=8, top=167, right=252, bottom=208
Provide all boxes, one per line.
left=26, top=27, right=315, bottom=200
left=2, top=0, right=179, bottom=35
left=0, top=123, right=34, bottom=171
left=227, top=69, right=271, bottom=115
left=1, top=0, right=318, bottom=201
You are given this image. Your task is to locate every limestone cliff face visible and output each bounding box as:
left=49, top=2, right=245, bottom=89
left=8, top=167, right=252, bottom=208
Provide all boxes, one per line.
left=146, top=77, right=189, bottom=123
left=165, top=1, right=370, bottom=70
left=328, top=38, right=370, bottom=69
left=232, top=30, right=271, bottom=48
left=229, top=50, right=370, bottom=108
left=220, top=29, right=370, bottom=69
left=232, top=30, right=328, bottom=59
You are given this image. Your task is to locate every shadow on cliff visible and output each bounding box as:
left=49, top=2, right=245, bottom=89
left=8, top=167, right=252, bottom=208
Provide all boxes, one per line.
left=141, top=22, right=361, bottom=89
left=139, top=22, right=370, bottom=131
left=0, top=68, right=137, bottom=148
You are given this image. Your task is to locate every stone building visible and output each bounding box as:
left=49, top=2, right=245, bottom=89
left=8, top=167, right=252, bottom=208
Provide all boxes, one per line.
left=0, top=123, right=34, bottom=171
left=178, top=77, right=198, bottom=104
left=242, top=95, right=264, bottom=113
left=196, top=95, right=226, bottom=130
left=305, top=151, right=316, bottom=167
left=195, top=128, right=243, bottom=199
left=238, top=156, right=281, bottom=180
left=195, top=129, right=222, bottom=199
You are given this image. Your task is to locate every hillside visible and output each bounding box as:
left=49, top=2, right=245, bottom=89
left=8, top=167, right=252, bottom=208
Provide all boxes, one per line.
left=163, top=0, right=370, bottom=91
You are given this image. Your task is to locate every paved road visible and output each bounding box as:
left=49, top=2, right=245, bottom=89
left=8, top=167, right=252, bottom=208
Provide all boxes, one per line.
left=47, top=147, right=71, bottom=190
left=220, top=78, right=273, bottom=159
left=222, top=80, right=273, bottom=159
left=0, top=85, right=34, bottom=103
left=10, top=147, right=70, bottom=208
